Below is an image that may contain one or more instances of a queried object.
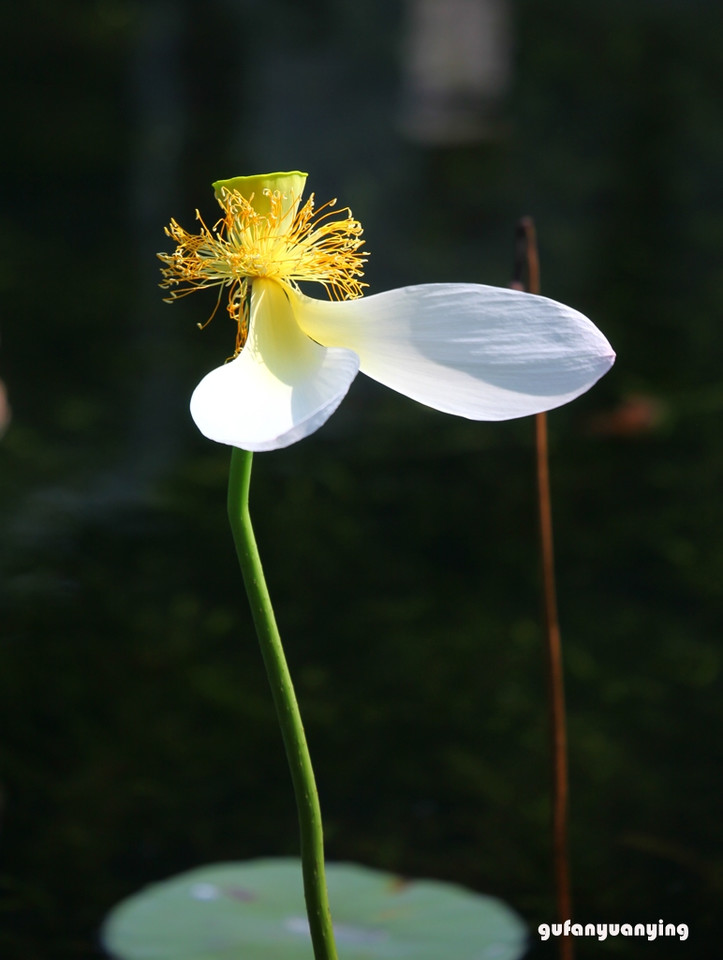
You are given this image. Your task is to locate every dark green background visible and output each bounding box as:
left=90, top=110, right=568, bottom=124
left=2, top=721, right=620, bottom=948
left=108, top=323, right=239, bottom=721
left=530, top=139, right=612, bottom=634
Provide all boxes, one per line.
left=1, top=1, right=721, bottom=958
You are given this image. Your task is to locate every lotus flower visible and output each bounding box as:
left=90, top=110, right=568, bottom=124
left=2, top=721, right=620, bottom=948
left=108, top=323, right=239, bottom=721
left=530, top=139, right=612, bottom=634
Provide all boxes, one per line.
left=159, top=171, right=614, bottom=451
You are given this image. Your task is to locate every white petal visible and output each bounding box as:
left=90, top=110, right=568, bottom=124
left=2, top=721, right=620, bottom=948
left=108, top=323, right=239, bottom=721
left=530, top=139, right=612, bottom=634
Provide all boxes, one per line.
left=295, top=283, right=615, bottom=420
left=190, top=280, right=359, bottom=451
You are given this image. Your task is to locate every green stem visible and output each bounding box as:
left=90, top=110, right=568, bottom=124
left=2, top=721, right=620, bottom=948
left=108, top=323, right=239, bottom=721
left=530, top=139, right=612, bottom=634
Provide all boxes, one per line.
left=227, top=447, right=338, bottom=960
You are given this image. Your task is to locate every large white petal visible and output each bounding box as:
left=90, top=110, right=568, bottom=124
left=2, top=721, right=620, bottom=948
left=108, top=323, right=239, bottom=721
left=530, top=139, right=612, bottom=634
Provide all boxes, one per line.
left=190, top=279, right=359, bottom=451
left=294, top=283, right=615, bottom=420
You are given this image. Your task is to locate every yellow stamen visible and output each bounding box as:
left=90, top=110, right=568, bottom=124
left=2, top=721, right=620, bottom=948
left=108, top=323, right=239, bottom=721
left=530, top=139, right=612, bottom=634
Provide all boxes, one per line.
left=158, top=186, right=367, bottom=354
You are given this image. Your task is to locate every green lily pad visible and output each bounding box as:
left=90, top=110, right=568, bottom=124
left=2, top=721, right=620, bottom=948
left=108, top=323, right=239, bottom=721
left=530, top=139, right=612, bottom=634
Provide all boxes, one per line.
left=102, top=858, right=527, bottom=960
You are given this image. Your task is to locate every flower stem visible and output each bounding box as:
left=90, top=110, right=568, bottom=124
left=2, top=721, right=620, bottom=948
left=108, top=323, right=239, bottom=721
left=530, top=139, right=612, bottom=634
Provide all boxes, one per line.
left=512, top=218, right=573, bottom=960
left=227, top=447, right=338, bottom=960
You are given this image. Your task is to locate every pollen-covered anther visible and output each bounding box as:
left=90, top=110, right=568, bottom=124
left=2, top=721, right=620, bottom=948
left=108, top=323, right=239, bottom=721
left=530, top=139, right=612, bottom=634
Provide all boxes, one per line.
left=158, top=186, right=368, bottom=336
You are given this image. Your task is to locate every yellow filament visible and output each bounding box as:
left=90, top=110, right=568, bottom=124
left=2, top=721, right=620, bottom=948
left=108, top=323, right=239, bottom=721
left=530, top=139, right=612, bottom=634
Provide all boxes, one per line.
left=158, top=187, right=367, bottom=353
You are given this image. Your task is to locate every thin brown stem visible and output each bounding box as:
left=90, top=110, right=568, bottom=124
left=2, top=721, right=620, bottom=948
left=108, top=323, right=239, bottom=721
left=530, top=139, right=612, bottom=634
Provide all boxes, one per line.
left=512, top=218, right=573, bottom=960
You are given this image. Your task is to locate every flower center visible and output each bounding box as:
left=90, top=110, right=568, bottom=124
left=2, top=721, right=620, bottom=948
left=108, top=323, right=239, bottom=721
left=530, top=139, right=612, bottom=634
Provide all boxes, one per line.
left=158, top=186, right=367, bottom=355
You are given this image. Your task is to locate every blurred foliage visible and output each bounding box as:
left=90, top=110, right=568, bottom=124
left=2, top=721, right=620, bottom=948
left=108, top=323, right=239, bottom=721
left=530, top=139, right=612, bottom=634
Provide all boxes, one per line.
left=1, top=1, right=722, bottom=958
left=101, top=859, right=528, bottom=960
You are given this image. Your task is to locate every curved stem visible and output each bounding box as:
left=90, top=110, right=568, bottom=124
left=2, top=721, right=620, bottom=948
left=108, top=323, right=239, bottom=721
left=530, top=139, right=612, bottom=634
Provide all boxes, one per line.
left=227, top=447, right=338, bottom=960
